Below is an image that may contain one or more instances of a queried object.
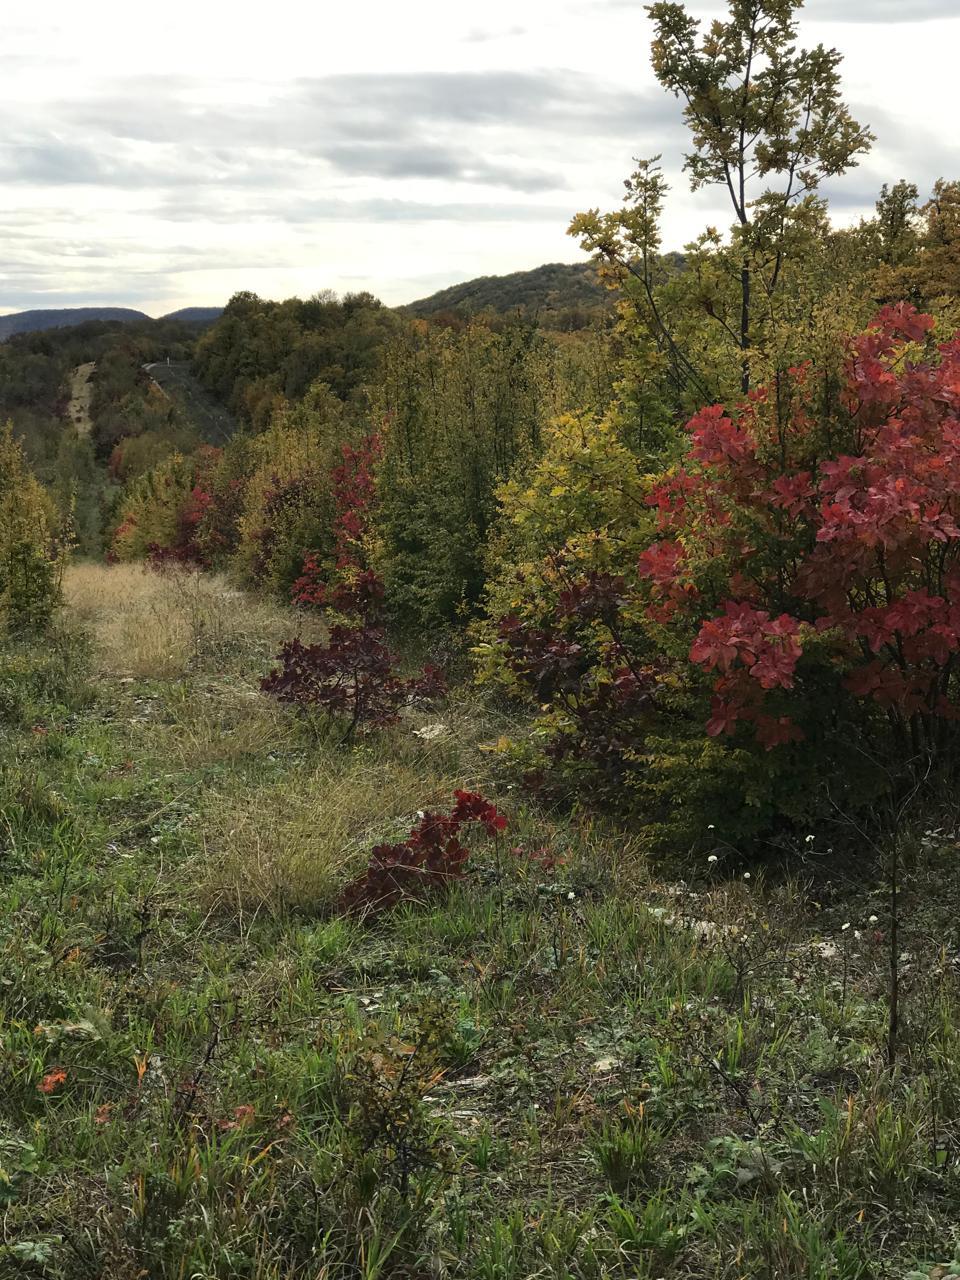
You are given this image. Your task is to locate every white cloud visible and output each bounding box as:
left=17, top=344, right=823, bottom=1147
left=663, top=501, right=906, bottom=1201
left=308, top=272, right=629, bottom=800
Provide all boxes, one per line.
left=0, top=0, right=957, bottom=314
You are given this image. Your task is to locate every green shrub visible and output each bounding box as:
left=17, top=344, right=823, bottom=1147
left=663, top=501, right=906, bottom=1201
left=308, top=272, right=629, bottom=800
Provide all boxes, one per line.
left=0, top=423, right=62, bottom=635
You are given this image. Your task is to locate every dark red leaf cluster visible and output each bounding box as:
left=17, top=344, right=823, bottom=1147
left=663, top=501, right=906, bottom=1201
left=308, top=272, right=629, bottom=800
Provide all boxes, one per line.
left=260, top=628, right=445, bottom=737
left=497, top=572, right=660, bottom=795
left=339, top=790, right=508, bottom=915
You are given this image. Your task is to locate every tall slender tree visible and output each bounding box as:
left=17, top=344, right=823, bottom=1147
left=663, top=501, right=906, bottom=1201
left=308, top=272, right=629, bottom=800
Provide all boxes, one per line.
left=574, top=0, right=873, bottom=394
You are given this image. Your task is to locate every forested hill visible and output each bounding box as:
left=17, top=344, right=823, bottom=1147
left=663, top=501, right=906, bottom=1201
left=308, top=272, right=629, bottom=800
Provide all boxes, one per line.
left=0, top=308, right=149, bottom=341
left=162, top=307, right=224, bottom=327
left=0, top=305, right=224, bottom=342
left=402, top=261, right=611, bottom=323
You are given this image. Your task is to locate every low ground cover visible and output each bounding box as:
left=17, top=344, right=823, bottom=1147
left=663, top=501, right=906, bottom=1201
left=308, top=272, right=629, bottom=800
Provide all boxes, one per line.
left=2, top=565, right=959, bottom=1279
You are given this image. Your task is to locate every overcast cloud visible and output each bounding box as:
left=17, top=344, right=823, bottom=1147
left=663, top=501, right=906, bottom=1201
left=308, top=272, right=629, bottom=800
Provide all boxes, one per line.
left=1, top=0, right=957, bottom=314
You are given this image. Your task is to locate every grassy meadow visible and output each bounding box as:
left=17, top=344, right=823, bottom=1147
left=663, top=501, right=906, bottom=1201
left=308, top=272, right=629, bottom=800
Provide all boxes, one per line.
left=1, top=564, right=959, bottom=1279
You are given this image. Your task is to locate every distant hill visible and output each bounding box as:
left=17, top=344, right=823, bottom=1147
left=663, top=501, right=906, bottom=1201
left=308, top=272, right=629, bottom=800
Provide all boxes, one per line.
left=0, top=307, right=149, bottom=342
left=0, top=304, right=224, bottom=342
left=402, top=262, right=611, bottom=322
left=160, top=307, right=224, bottom=327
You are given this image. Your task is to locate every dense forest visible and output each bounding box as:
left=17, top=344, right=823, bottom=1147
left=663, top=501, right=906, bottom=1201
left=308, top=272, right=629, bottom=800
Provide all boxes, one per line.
left=402, top=261, right=615, bottom=328
left=5, top=3, right=960, bottom=1277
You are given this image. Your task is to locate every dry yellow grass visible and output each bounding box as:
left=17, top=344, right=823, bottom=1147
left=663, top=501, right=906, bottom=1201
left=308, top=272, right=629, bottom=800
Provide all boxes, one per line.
left=61, top=561, right=502, bottom=918
left=198, top=748, right=481, bottom=918
left=63, top=561, right=319, bottom=680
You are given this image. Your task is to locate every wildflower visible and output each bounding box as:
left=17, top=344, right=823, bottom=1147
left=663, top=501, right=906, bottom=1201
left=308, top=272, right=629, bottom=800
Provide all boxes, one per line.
left=841, top=922, right=850, bottom=931
left=567, top=891, right=576, bottom=901
left=805, top=834, right=815, bottom=843
left=742, top=872, right=751, bottom=880
left=707, top=824, right=715, bottom=830
left=413, top=722, right=449, bottom=741
left=869, top=915, right=878, bottom=924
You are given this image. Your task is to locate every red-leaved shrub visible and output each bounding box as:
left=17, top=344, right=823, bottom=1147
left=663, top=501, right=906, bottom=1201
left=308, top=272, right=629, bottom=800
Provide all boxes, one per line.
left=260, top=629, right=445, bottom=739
left=640, top=303, right=960, bottom=763
left=264, top=430, right=446, bottom=735
left=493, top=305, right=960, bottom=837
left=339, top=791, right=507, bottom=915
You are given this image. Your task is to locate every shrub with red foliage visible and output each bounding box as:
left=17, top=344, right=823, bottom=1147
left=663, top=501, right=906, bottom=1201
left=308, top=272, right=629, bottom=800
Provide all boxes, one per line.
left=267, top=430, right=446, bottom=735
left=496, top=572, right=660, bottom=796
left=292, top=434, right=382, bottom=608
left=339, top=790, right=507, bottom=915
left=293, top=563, right=385, bottom=619
left=139, top=446, right=222, bottom=570
left=638, top=303, right=960, bottom=765
left=260, top=628, right=445, bottom=739
left=490, top=306, right=960, bottom=838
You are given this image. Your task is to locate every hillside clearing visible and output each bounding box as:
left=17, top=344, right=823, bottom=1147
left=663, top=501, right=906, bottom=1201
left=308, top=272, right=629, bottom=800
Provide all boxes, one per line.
left=67, top=362, right=95, bottom=437
left=1, top=564, right=959, bottom=1278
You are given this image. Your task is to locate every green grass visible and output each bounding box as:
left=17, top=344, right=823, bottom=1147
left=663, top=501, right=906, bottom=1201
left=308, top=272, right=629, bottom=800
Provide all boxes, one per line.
left=2, top=567, right=960, bottom=1279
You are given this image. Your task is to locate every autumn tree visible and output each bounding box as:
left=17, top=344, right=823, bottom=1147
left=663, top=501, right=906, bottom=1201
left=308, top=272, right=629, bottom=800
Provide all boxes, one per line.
left=873, top=180, right=921, bottom=269
left=573, top=0, right=873, bottom=395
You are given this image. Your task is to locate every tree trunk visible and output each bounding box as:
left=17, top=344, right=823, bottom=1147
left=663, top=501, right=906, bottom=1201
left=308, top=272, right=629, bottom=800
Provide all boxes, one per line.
left=740, top=259, right=751, bottom=395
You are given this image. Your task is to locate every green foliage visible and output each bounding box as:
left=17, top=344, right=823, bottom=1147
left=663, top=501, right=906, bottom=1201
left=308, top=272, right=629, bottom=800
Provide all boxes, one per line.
left=402, top=260, right=613, bottom=330
left=592, top=1105, right=668, bottom=1193
left=572, top=0, right=874, bottom=417
left=194, top=289, right=398, bottom=429
left=648, top=0, right=872, bottom=389
left=374, top=321, right=595, bottom=630
left=0, top=622, right=90, bottom=728
left=232, top=382, right=349, bottom=596
left=111, top=447, right=219, bottom=566
left=479, top=410, right=655, bottom=641
left=0, top=424, right=62, bottom=635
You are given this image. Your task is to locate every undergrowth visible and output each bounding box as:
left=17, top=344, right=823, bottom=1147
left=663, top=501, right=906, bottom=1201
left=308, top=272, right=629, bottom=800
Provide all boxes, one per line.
left=2, top=565, right=959, bottom=1279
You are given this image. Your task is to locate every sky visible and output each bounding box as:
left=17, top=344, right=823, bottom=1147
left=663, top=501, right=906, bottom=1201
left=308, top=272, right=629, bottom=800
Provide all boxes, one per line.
left=1, top=0, right=958, bottom=316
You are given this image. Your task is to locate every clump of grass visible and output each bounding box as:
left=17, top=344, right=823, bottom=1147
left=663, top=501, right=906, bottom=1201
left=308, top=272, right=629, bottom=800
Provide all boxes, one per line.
left=63, top=561, right=321, bottom=680
left=197, top=750, right=478, bottom=917
left=592, top=1105, right=668, bottom=1193
left=0, top=621, right=91, bottom=727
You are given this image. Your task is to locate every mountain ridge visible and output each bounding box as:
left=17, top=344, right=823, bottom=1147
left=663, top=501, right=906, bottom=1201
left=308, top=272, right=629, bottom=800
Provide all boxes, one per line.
left=0, top=305, right=224, bottom=342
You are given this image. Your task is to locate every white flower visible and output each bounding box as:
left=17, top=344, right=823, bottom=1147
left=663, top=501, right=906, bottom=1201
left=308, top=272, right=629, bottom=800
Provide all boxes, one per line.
left=805, top=834, right=815, bottom=843
left=567, top=891, right=576, bottom=900
left=413, top=722, right=449, bottom=742
left=743, top=872, right=751, bottom=880
left=869, top=915, right=879, bottom=924
left=841, top=922, right=850, bottom=931
left=707, top=854, right=718, bottom=864
left=707, top=824, right=715, bottom=830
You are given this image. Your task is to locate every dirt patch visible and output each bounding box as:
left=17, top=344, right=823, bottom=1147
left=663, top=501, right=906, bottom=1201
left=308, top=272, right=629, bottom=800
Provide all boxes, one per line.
left=68, top=361, right=96, bottom=435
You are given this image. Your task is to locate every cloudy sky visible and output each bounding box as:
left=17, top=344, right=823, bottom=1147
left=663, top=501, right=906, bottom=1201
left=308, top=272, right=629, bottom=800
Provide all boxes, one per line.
left=1, top=0, right=957, bottom=315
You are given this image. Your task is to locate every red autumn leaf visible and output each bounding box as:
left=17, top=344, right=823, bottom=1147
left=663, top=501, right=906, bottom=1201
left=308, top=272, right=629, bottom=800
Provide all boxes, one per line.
left=38, top=1068, right=68, bottom=1095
